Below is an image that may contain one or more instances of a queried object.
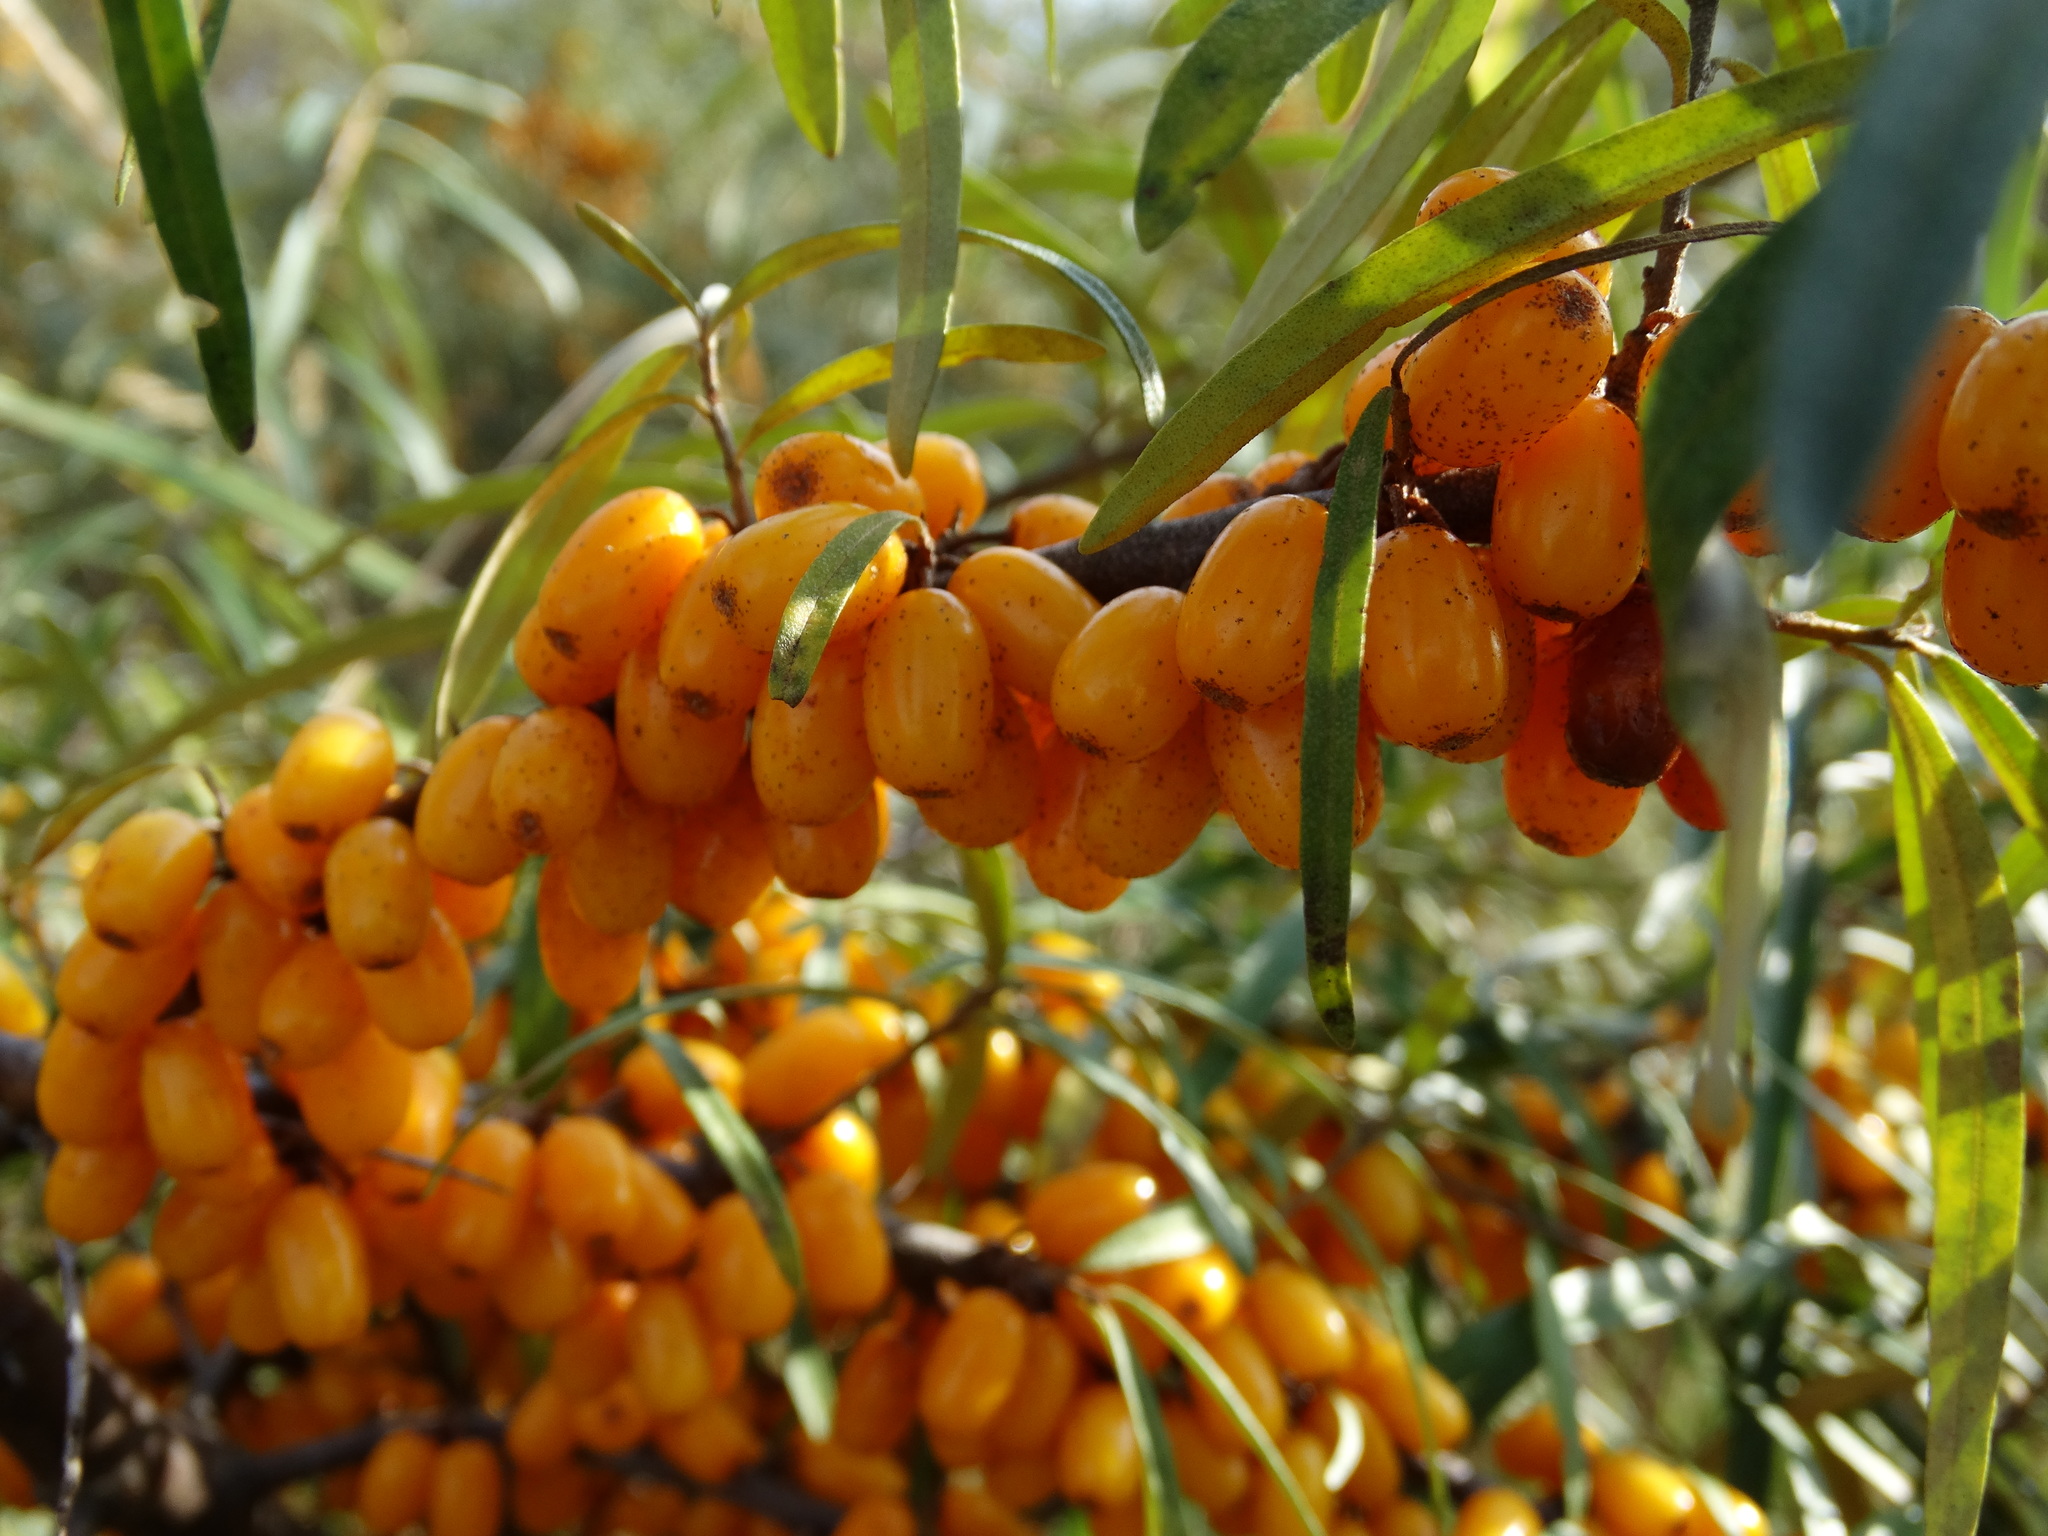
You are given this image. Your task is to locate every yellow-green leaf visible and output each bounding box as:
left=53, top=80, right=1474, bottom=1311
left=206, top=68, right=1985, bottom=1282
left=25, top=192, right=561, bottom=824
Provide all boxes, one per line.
left=881, top=0, right=963, bottom=470
left=761, top=0, right=844, bottom=158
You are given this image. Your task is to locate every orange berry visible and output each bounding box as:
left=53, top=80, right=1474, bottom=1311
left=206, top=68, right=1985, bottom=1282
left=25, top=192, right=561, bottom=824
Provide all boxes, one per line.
left=1503, top=634, right=1643, bottom=856
left=616, top=1153, right=700, bottom=1272
left=753, top=631, right=878, bottom=825
left=272, top=708, right=395, bottom=842
left=427, top=1440, right=504, bottom=1536
left=82, top=807, right=215, bottom=951
left=537, top=1115, right=642, bottom=1242
left=265, top=1184, right=371, bottom=1348
left=437, top=1117, right=536, bottom=1274
left=1251, top=1429, right=1335, bottom=1536
left=670, top=765, right=777, bottom=930
left=1940, top=309, right=2048, bottom=536
left=1407, top=273, right=1613, bottom=467
left=0, top=951, right=47, bottom=1040
left=455, top=990, right=510, bottom=1080
left=1492, top=397, right=1645, bottom=621
left=614, top=640, right=747, bottom=810
left=1009, top=493, right=1095, bottom=549
left=625, top=1276, right=716, bottom=1415
left=787, top=1107, right=883, bottom=1196
left=1164, top=1401, right=1251, bottom=1515
left=505, top=1375, right=577, bottom=1467
left=940, top=1484, right=1039, bottom=1536
left=44, top=1138, right=156, bottom=1241
left=359, top=1429, right=438, bottom=1535
left=258, top=935, right=365, bottom=1068
left=1244, top=1261, right=1354, bottom=1379
left=1328, top=1142, right=1425, bottom=1265
left=325, top=818, right=434, bottom=969
left=948, top=546, right=1101, bottom=701
left=1051, top=587, right=1198, bottom=762
left=863, top=589, right=996, bottom=796
left=224, top=1258, right=289, bottom=1354
left=835, top=1321, right=921, bottom=1454
left=911, top=433, right=987, bottom=536
left=1178, top=494, right=1326, bottom=712
left=769, top=781, right=888, bottom=898
left=1492, top=1401, right=1603, bottom=1495
left=152, top=1181, right=270, bottom=1281
left=196, top=880, right=302, bottom=1053
left=1590, top=1451, right=1697, bottom=1536
left=415, top=717, right=527, bottom=886
left=656, top=551, right=776, bottom=722
left=1343, top=339, right=1409, bottom=440
left=570, top=1371, right=650, bottom=1455
left=1205, top=691, right=1380, bottom=871
left=180, top=1127, right=285, bottom=1207
left=36, top=1016, right=145, bottom=1145
left=1942, top=515, right=2048, bottom=685
left=914, top=686, right=1041, bottom=850
left=694, top=1192, right=797, bottom=1340
left=709, top=502, right=911, bottom=652
left=1129, top=1246, right=1242, bottom=1335
left=223, top=783, right=329, bottom=915
left=1024, top=1161, right=1159, bottom=1264
left=536, top=856, right=647, bottom=1015
left=1847, top=307, right=2000, bottom=541
left=139, top=1019, right=254, bottom=1174
left=1683, top=1481, right=1768, bottom=1536
left=797, top=1433, right=914, bottom=1501
left=982, top=1312, right=1080, bottom=1454
left=1162, top=472, right=1254, bottom=521
left=619, top=1034, right=741, bottom=1137
left=1451, top=1487, right=1544, bottom=1536
left=55, top=918, right=197, bottom=1040
left=516, top=604, right=618, bottom=707
left=788, top=1169, right=892, bottom=1316
left=432, top=870, right=514, bottom=941
left=1339, top=1307, right=1470, bottom=1453
left=1077, top=713, right=1220, bottom=878
left=743, top=1004, right=894, bottom=1126
left=1190, top=1321, right=1287, bottom=1447
left=83, top=1250, right=163, bottom=1345
left=1416, top=166, right=1611, bottom=298
left=1376, top=1500, right=1443, bottom=1536
left=1364, top=524, right=1510, bottom=753
left=1056, top=1382, right=1140, bottom=1507
left=560, top=786, right=674, bottom=934
left=532, top=487, right=706, bottom=694
left=1657, top=742, right=1726, bottom=832
left=370, top=1048, right=462, bottom=1195
left=656, top=1397, right=765, bottom=1484
left=919, top=1287, right=1029, bottom=1436
left=490, top=706, right=618, bottom=856
left=837, top=1495, right=917, bottom=1536
left=756, top=432, right=926, bottom=521
left=492, top=1222, right=594, bottom=1334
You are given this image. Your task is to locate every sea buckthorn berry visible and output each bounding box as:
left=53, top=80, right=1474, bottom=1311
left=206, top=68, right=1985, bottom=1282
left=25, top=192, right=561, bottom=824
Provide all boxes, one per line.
left=515, top=606, right=618, bottom=708
left=788, top=1169, right=892, bottom=1316
left=1504, top=634, right=1644, bottom=856
left=1016, top=733, right=1130, bottom=911
left=1163, top=1401, right=1252, bottom=1515
left=916, top=686, right=1041, bottom=849
left=1847, top=307, right=2000, bottom=541
left=44, top=1138, right=156, bottom=1241
left=1492, top=397, right=1645, bottom=621
left=56, top=919, right=197, bottom=1039
left=1130, top=1246, right=1243, bottom=1335
left=533, top=487, right=705, bottom=690
left=418, top=722, right=527, bottom=887
left=754, top=634, right=878, bottom=826
left=1329, top=1142, right=1424, bottom=1264
left=490, top=706, right=617, bottom=855
left=798, top=1434, right=913, bottom=1502
left=984, top=1313, right=1081, bottom=1453
left=919, top=1287, right=1029, bottom=1435
left=437, top=1117, right=536, bottom=1273
left=83, top=1251, right=163, bottom=1346
left=37, top=1016, right=145, bottom=1145
left=371, top=1048, right=462, bottom=1195
left=1437, top=562, right=1537, bottom=764
left=273, top=709, right=395, bottom=842
left=1658, top=742, right=1726, bottom=831
left=1163, top=472, right=1255, bottom=522
left=657, top=552, right=776, bottom=721
left=513, top=1458, right=601, bottom=1531
left=1190, top=1321, right=1287, bottom=1446
left=1591, top=1451, right=1697, bottom=1536
left=180, top=1122, right=284, bottom=1207
left=1340, top=1307, right=1470, bottom=1452
left=538, top=1115, right=642, bottom=1242
left=1052, top=587, right=1198, bottom=762
left=552, top=1283, right=633, bottom=1400
left=1077, top=713, right=1220, bottom=878
left=616, top=1152, right=700, bottom=1272
left=694, top=1192, right=796, bottom=1340
left=428, top=1440, right=504, bottom=1536
left=325, top=818, right=433, bottom=969
left=152, top=1182, right=269, bottom=1281
left=1940, top=309, right=2048, bottom=536
left=1206, top=692, right=1381, bottom=871
left=1407, top=272, right=1613, bottom=467
left=789, top=1108, right=882, bottom=1195
left=140, top=1020, right=254, bottom=1174
left=1024, top=1160, right=1159, bottom=1264
left=1308, top=1390, right=1401, bottom=1512
left=1245, top=1261, right=1354, bottom=1379
left=292, top=1024, right=415, bottom=1155
left=224, top=1261, right=286, bottom=1357
left=359, top=1429, right=438, bottom=1535
left=1942, top=517, right=2048, bottom=685
left=535, top=855, right=647, bottom=1015
left=940, top=1485, right=1038, bottom=1536
left=863, top=589, right=996, bottom=796
left=265, top=1184, right=371, bottom=1348
left=357, top=908, right=472, bottom=1050
left=1493, top=1402, right=1602, bottom=1494
left=505, top=1376, right=576, bottom=1467
left=710, top=503, right=910, bottom=652
left=1567, top=584, right=1679, bottom=788
left=620, top=1035, right=741, bottom=1136
left=433, top=870, right=514, bottom=942
left=1177, top=494, right=1326, bottom=712
left=1250, top=1429, right=1334, bottom=1536
left=1811, top=1107, right=1902, bottom=1197
left=671, top=790, right=777, bottom=933
left=1417, top=166, right=1610, bottom=297
left=1009, top=493, right=1096, bottom=549
left=259, top=936, right=366, bottom=1067
left=835, top=1322, right=920, bottom=1454
left=1251, top=449, right=1314, bottom=490
left=456, top=990, right=509, bottom=1080
left=562, top=786, right=675, bottom=934
left=756, top=432, right=926, bottom=521
left=492, top=1223, right=593, bottom=1334
left=0, top=951, right=47, bottom=1039
left=1365, top=524, right=1509, bottom=753
left=769, top=781, right=888, bottom=898
left=223, top=783, right=330, bottom=915
left=744, top=1005, right=896, bottom=1127
left=196, top=882, right=301, bottom=1053
left=656, top=1398, right=764, bottom=1485
left=948, top=547, right=1101, bottom=701
left=838, top=1495, right=917, bottom=1536
left=1056, top=1383, right=1140, bottom=1507
left=616, top=637, right=750, bottom=806
left=1375, top=1500, right=1442, bottom=1536
left=912, top=432, right=986, bottom=536
left=1452, top=1487, right=1544, bottom=1536
left=83, top=808, right=214, bottom=951
left=1683, top=1481, right=1768, bottom=1536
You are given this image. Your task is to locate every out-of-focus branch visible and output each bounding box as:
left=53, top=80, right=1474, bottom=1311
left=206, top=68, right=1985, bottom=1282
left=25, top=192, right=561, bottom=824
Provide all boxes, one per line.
left=0, top=0, right=125, bottom=167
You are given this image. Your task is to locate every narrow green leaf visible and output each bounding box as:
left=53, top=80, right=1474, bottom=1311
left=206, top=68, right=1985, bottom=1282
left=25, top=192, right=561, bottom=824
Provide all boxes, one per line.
left=1150, top=0, right=1232, bottom=47
left=1110, top=1285, right=1327, bottom=1536
left=1199, top=153, right=1284, bottom=296
left=1220, top=0, right=1495, bottom=353
left=761, top=0, right=845, bottom=157
left=1931, top=652, right=2048, bottom=833
left=1135, top=0, right=1396, bottom=249
left=1076, top=1200, right=1219, bottom=1273
left=1718, top=60, right=1823, bottom=222
left=1315, top=13, right=1381, bottom=121
left=1765, top=0, right=2048, bottom=565
left=100, top=0, right=255, bottom=449
left=1984, top=127, right=2044, bottom=318
left=920, top=1015, right=990, bottom=1182
left=1089, top=53, right=1869, bottom=549
left=431, top=392, right=682, bottom=746
left=2002, top=828, right=2048, bottom=911
left=1299, top=391, right=1386, bottom=1049
left=641, top=1030, right=837, bottom=1439
left=575, top=203, right=696, bottom=307
left=1887, top=671, right=2025, bottom=1536
left=716, top=224, right=902, bottom=322
left=745, top=324, right=1105, bottom=445
left=1506, top=22, right=1629, bottom=170
left=1598, top=0, right=1689, bottom=106
left=1741, top=835, right=1827, bottom=1236
left=881, top=0, right=964, bottom=471
left=1642, top=217, right=1809, bottom=617
left=1015, top=1018, right=1256, bottom=1274
left=1085, top=1299, right=1189, bottom=1536
left=505, top=863, right=570, bottom=1078
left=1524, top=1236, right=1590, bottom=1520
left=1761, top=0, right=1847, bottom=65
left=135, top=553, right=242, bottom=680
left=769, top=513, right=918, bottom=704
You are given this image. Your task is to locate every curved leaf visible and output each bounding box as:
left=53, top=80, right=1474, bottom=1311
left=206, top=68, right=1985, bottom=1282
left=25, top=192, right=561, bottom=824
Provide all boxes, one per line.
left=431, top=393, right=683, bottom=745
left=771, top=512, right=919, bottom=704
left=1598, top=0, right=1689, bottom=106
left=1076, top=1200, right=1217, bottom=1273
left=1135, top=0, right=1397, bottom=249
left=761, top=0, right=844, bottom=157
left=1151, top=0, right=1232, bottom=47
left=640, top=1030, right=836, bottom=1440
left=881, top=0, right=963, bottom=470
left=1300, top=393, right=1386, bottom=1048
left=1315, top=14, right=1382, bottom=121
left=715, top=224, right=901, bottom=321
left=1931, top=652, right=2048, bottom=832
left=1765, top=0, right=2048, bottom=565
left=1084, top=1299, right=1189, bottom=1536
left=1089, top=53, right=1870, bottom=550
left=575, top=203, right=695, bottom=307
left=100, top=0, right=255, bottom=449
left=745, top=324, right=1105, bottom=445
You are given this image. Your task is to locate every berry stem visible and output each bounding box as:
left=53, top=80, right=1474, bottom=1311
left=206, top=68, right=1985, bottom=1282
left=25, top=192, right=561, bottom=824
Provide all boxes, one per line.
left=693, top=305, right=754, bottom=529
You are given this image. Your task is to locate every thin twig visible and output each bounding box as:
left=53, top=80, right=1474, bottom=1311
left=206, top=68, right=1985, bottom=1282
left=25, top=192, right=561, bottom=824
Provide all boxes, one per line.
left=1768, top=610, right=1943, bottom=658
left=988, top=433, right=1156, bottom=510
left=55, top=1241, right=87, bottom=1535
left=696, top=311, right=753, bottom=527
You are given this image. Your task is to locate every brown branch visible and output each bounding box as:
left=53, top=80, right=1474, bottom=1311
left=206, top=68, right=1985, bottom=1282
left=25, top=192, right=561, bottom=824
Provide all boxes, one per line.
left=1767, top=611, right=1941, bottom=656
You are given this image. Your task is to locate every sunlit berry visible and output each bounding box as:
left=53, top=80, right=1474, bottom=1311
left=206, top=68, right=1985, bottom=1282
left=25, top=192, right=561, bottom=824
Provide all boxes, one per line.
left=1009, top=493, right=1096, bottom=549
left=223, top=783, right=329, bottom=915
left=1940, top=309, right=2048, bottom=536
left=1178, top=494, right=1326, bottom=712
left=259, top=936, right=366, bottom=1068
left=265, top=1184, right=371, bottom=1348
left=139, top=1019, right=254, bottom=1174
left=919, top=1287, right=1029, bottom=1436
left=756, top=432, right=926, bottom=521
left=670, top=765, right=777, bottom=930
left=56, top=919, right=197, bottom=1040
left=489, top=706, right=617, bottom=856
left=1052, top=586, right=1198, bottom=763
left=196, top=881, right=302, bottom=1053
left=694, top=1192, right=796, bottom=1340
left=1492, top=396, right=1644, bottom=621
left=414, top=717, right=527, bottom=885
left=82, top=807, right=215, bottom=951
left=788, top=1169, right=892, bottom=1316
left=532, top=487, right=706, bottom=696
left=863, top=589, right=996, bottom=796
left=769, top=781, right=888, bottom=898
left=948, top=546, right=1101, bottom=701
left=915, top=686, right=1041, bottom=850
left=325, top=817, right=434, bottom=969
left=272, top=708, right=395, bottom=842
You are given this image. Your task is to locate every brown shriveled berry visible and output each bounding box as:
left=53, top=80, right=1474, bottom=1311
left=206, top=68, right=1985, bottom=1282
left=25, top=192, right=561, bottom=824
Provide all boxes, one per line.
left=1503, top=634, right=1643, bottom=857
left=1566, top=584, right=1680, bottom=789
